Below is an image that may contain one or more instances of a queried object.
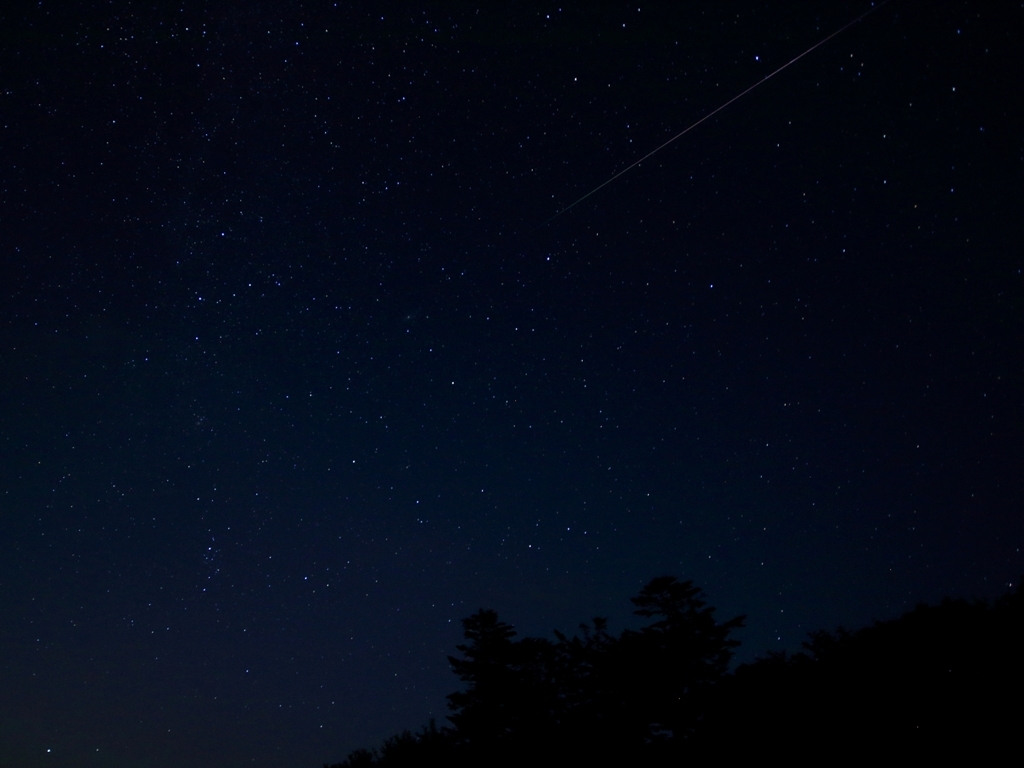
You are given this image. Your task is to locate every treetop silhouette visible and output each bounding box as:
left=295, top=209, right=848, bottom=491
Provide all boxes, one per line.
left=326, top=577, right=1023, bottom=767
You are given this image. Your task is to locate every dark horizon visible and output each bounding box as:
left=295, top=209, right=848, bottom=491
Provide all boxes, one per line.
left=1, top=1, right=1021, bottom=766
left=325, top=576, right=1024, bottom=767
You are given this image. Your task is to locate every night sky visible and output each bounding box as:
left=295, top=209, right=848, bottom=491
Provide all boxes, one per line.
left=2, top=1, right=1021, bottom=766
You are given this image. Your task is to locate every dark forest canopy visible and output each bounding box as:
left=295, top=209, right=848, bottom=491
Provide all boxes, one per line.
left=325, top=577, right=1024, bottom=767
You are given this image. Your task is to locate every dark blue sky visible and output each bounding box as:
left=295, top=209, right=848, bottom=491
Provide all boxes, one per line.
left=2, top=2, right=1021, bottom=766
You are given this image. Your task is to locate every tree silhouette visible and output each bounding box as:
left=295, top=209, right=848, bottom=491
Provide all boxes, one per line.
left=440, top=577, right=744, bottom=764
left=698, top=580, right=1024, bottom=761
left=550, top=615, right=617, bottom=748
left=603, top=576, right=744, bottom=759
left=324, top=720, right=455, bottom=768
left=326, top=577, right=1023, bottom=766
left=444, top=609, right=565, bottom=762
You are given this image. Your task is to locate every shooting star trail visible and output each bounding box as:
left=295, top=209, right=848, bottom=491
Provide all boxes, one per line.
left=544, top=1, right=891, bottom=225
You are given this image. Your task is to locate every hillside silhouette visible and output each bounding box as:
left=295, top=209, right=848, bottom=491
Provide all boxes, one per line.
left=325, top=577, right=1023, bottom=767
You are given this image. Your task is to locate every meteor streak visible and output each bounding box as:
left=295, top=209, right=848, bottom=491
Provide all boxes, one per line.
left=545, top=1, right=891, bottom=224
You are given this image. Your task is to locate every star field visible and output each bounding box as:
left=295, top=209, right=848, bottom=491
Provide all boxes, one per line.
left=1, top=2, right=1021, bottom=766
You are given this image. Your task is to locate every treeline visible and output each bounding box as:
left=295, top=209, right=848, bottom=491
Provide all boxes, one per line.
left=326, top=576, right=1023, bottom=767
